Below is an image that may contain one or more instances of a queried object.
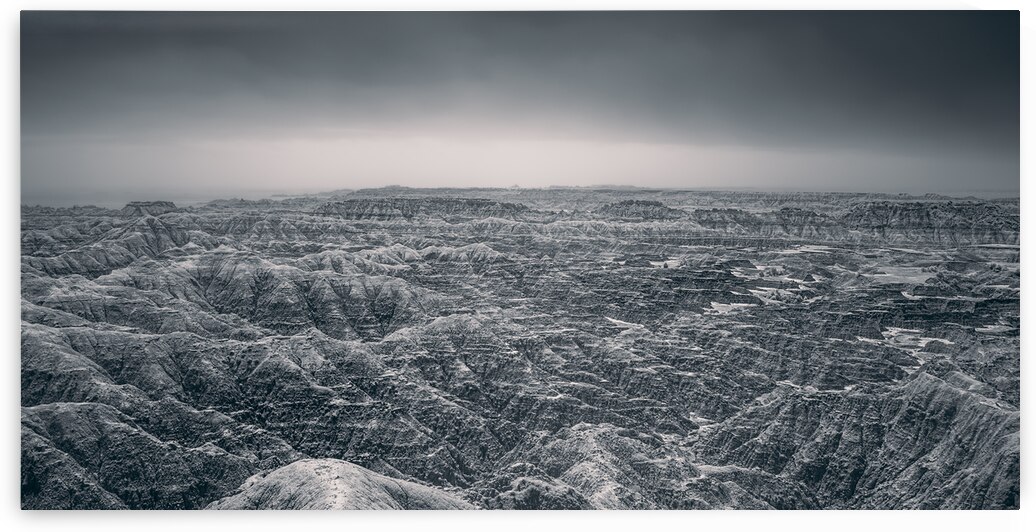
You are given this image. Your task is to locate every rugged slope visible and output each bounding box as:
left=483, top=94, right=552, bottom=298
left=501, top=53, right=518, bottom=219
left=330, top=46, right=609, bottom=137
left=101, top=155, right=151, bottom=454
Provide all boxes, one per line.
left=208, top=459, right=473, bottom=510
left=21, top=188, right=1019, bottom=509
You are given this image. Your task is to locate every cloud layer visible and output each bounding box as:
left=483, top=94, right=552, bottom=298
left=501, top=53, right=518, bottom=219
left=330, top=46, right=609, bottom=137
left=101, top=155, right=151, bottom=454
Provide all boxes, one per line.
left=21, top=11, right=1019, bottom=204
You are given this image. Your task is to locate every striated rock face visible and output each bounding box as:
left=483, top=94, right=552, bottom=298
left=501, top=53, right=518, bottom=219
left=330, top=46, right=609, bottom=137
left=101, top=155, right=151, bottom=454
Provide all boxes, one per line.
left=594, top=200, right=686, bottom=220
left=687, top=202, right=1018, bottom=245
left=692, top=368, right=1019, bottom=509
left=21, top=188, right=1019, bottom=509
left=841, top=201, right=1019, bottom=245
left=314, top=198, right=531, bottom=221
left=207, top=459, right=473, bottom=510
left=21, top=402, right=258, bottom=510
left=121, top=201, right=179, bottom=217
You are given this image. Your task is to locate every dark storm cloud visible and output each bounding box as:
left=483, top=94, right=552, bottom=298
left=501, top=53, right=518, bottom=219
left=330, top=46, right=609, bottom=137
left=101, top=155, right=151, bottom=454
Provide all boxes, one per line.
left=20, top=11, right=1019, bottom=201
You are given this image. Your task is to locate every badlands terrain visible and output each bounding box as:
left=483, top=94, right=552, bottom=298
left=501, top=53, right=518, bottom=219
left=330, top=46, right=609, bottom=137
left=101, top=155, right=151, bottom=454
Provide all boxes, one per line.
left=21, top=187, right=1019, bottom=509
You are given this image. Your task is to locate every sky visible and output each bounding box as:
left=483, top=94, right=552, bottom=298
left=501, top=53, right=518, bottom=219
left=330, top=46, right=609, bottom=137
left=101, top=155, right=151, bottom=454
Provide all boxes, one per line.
left=21, top=11, right=1019, bottom=205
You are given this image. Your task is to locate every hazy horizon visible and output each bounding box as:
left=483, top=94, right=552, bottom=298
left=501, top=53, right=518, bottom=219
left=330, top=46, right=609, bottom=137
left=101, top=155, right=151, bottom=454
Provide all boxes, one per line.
left=21, top=11, right=1020, bottom=203
left=21, top=183, right=1021, bottom=209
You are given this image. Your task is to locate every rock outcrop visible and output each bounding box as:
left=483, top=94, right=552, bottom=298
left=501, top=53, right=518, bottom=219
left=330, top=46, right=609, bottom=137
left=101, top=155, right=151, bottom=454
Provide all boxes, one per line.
left=121, top=201, right=179, bottom=217
left=208, top=459, right=473, bottom=510
left=595, top=200, right=686, bottom=220
left=21, top=188, right=1019, bottom=509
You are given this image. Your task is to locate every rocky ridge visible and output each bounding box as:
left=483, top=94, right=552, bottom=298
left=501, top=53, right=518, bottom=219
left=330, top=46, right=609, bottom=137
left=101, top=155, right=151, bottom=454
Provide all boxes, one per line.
left=21, top=188, right=1019, bottom=509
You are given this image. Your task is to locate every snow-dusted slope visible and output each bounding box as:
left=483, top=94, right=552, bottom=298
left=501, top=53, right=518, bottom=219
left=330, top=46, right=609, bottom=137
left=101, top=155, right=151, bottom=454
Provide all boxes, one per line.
left=208, top=459, right=473, bottom=510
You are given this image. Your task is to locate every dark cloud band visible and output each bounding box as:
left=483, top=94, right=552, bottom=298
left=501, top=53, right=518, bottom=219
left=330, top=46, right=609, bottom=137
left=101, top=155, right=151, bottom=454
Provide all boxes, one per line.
left=21, top=11, right=1019, bottom=202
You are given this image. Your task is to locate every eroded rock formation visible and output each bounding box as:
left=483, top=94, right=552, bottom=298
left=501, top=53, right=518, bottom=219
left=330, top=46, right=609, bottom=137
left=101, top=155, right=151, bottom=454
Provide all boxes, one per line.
left=21, top=189, right=1019, bottom=509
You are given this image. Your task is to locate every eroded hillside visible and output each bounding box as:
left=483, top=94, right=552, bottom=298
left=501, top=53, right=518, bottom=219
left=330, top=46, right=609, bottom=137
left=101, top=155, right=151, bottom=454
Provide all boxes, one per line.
left=21, top=188, right=1019, bottom=509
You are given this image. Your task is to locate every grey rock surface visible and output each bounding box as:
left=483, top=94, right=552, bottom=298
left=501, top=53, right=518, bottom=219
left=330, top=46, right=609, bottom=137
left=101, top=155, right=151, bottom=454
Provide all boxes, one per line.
left=207, top=459, right=473, bottom=509
left=21, top=188, right=1019, bottom=509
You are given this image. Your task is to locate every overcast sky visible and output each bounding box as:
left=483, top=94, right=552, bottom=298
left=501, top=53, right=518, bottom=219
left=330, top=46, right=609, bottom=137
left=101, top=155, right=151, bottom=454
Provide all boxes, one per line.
left=21, top=11, right=1019, bottom=204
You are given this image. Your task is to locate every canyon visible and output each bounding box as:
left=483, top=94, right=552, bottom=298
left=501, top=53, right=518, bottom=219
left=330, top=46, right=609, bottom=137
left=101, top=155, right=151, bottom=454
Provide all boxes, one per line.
left=21, top=187, right=1019, bottom=510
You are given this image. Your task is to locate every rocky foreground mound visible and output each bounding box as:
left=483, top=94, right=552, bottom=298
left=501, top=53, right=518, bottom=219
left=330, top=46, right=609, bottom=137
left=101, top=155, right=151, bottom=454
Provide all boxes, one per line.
left=207, top=459, right=473, bottom=510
